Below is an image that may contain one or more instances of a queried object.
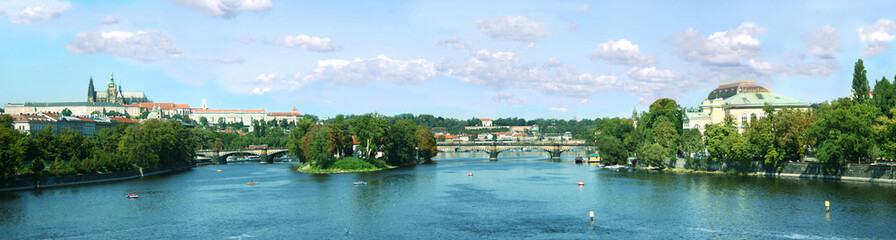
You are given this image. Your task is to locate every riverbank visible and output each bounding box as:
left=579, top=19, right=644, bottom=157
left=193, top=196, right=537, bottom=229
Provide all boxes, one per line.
left=0, top=163, right=196, bottom=192
left=655, top=158, right=896, bottom=184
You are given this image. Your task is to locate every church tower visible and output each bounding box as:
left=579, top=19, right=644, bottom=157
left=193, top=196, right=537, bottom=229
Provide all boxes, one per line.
left=107, top=73, right=117, bottom=104
left=87, top=76, right=96, bottom=102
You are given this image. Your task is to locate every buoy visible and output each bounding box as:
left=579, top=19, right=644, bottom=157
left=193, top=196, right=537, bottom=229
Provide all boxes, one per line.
left=825, top=201, right=830, bottom=212
left=578, top=181, right=585, bottom=186
left=589, top=211, right=594, bottom=220
left=217, top=169, right=222, bottom=172
left=468, top=172, right=473, bottom=176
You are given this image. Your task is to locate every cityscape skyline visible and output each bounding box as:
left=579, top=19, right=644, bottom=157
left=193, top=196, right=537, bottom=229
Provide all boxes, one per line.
left=2, top=0, right=896, bottom=119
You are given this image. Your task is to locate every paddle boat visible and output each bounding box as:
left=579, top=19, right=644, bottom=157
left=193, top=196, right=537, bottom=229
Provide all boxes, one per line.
left=126, top=194, right=139, bottom=199
left=575, top=156, right=584, bottom=164
left=245, top=181, right=258, bottom=185
left=353, top=181, right=367, bottom=185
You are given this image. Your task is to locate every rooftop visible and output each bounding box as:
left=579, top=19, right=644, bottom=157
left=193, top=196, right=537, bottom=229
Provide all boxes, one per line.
left=707, top=80, right=769, bottom=100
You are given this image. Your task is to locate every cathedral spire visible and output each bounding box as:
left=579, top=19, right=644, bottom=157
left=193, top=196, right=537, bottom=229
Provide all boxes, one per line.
left=87, top=76, right=96, bottom=102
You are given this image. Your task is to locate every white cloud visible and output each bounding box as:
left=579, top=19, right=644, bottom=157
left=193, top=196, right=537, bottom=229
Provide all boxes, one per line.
left=793, top=59, right=838, bottom=78
left=102, top=16, right=119, bottom=24
left=802, top=25, right=839, bottom=58
left=168, top=0, right=272, bottom=18
left=591, top=39, right=657, bottom=66
left=492, top=92, right=527, bottom=106
left=250, top=72, right=309, bottom=95
left=438, top=36, right=473, bottom=52
left=858, top=19, right=896, bottom=57
left=67, top=30, right=183, bottom=62
left=747, top=59, right=775, bottom=75
left=568, top=22, right=579, bottom=32
left=569, top=5, right=588, bottom=12
left=9, top=3, right=68, bottom=24
left=579, top=98, right=590, bottom=104
left=308, top=55, right=438, bottom=85
left=237, top=37, right=254, bottom=44
left=670, top=22, right=765, bottom=66
left=550, top=107, right=569, bottom=112
left=626, top=66, right=677, bottom=83
left=201, top=56, right=244, bottom=64
left=476, top=16, right=552, bottom=42
left=544, top=57, right=563, bottom=67
left=446, top=49, right=618, bottom=98
left=270, top=34, right=338, bottom=52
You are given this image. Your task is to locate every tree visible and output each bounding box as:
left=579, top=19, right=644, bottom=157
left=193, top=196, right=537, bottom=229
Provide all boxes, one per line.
left=30, top=158, right=45, bottom=174
left=350, top=114, right=387, bottom=160
left=852, top=59, right=870, bottom=103
left=680, top=128, right=704, bottom=158
left=652, top=120, right=680, bottom=151
left=382, top=120, right=417, bottom=166
left=0, top=126, right=25, bottom=186
left=415, top=125, right=438, bottom=163
left=0, top=114, right=13, bottom=129
left=309, top=126, right=334, bottom=169
left=288, top=118, right=314, bottom=162
left=198, top=116, right=209, bottom=126
left=873, top=76, right=895, bottom=117
left=809, top=99, right=878, bottom=164
left=638, top=143, right=669, bottom=168
left=594, top=135, right=627, bottom=165
left=61, top=108, right=73, bottom=116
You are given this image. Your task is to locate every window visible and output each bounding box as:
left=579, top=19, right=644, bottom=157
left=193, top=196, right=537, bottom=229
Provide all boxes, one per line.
left=741, top=113, right=748, bottom=126
left=755, top=93, right=764, bottom=99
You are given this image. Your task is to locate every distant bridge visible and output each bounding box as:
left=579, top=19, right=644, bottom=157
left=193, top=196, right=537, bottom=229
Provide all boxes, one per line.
left=196, top=148, right=290, bottom=164
left=436, top=142, right=592, bottom=161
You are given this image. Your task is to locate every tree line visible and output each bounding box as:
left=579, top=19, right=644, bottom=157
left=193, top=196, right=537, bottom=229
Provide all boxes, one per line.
left=591, top=59, right=896, bottom=174
left=287, top=114, right=438, bottom=171
left=0, top=118, right=198, bottom=186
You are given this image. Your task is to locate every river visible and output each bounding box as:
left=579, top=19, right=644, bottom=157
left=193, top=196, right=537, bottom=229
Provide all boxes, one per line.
left=2, top=152, right=895, bottom=239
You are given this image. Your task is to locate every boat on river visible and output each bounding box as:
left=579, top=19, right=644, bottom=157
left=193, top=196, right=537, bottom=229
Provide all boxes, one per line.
left=575, top=156, right=584, bottom=164
left=126, top=194, right=139, bottom=199
left=605, top=164, right=632, bottom=170
left=353, top=181, right=367, bottom=185
left=246, top=181, right=258, bottom=185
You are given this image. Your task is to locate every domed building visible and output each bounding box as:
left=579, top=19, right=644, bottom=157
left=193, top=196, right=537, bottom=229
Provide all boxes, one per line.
left=683, top=80, right=809, bottom=133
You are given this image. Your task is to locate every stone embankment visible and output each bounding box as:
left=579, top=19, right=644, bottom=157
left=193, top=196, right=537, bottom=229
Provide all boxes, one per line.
left=662, top=158, right=896, bottom=184
left=0, top=163, right=195, bottom=192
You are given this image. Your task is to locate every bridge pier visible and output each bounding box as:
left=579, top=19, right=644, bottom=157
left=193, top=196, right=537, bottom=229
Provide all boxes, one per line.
left=488, top=150, right=500, bottom=161
left=548, top=150, right=563, bottom=161
left=259, top=153, right=272, bottom=164
left=213, top=150, right=227, bottom=164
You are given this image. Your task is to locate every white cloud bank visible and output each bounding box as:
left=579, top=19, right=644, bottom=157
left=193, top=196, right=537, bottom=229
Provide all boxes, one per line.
left=307, top=55, right=438, bottom=84
left=270, top=34, right=339, bottom=52
left=67, top=30, right=183, bottom=62
left=591, top=39, right=657, bottom=66
left=168, top=0, right=272, bottom=18
left=476, top=16, right=552, bottom=42
left=858, top=19, right=896, bottom=57
left=7, top=3, right=68, bottom=24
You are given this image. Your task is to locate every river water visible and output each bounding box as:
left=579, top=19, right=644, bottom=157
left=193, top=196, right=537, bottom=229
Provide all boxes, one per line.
left=2, top=152, right=895, bottom=239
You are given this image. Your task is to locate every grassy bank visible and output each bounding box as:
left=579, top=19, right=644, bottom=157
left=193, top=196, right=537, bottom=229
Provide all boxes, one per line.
left=289, top=157, right=394, bottom=174
left=639, top=167, right=756, bottom=176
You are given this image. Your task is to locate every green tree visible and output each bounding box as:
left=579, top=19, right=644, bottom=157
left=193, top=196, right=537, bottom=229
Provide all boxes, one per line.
left=61, top=108, right=73, bottom=116
left=350, top=114, right=387, bottom=160
left=0, top=114, right=13, bottom=129
left=680, top=128, right=704, bottom=158
left=638, top=143, right=669, bottom=168
left=415, top=125, right=438, bottom=163
left=288, top=118, right=314, bottom=162
left=383, top=120, right=417, bottom=166
left=199, top=116, right=209, bottom=126
left=873, top=76, right=896, bottom=117
left=0, top=126, right=25, bottom=186
left=594, top=134, right=627, bottom=165
left=809, top=99, right=879, bottom=164
left=31, top=158, right=45, bottom=174
left=309, top=126, right=334, bottom=169
left=852, top=59, right=870, bottom=103
left=652, top=120, right=680, bottom=151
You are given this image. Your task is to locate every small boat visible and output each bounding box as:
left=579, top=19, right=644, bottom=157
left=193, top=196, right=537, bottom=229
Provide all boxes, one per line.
left=126, top=194, right=139, bottom=199
left=353, top=181, right=367, bottom=185
left=575, top=156, right=584, bottom=164
left=246, top=181, right=258, bottom=185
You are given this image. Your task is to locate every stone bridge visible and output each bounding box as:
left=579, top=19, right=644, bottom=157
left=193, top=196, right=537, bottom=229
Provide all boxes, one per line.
left=196, top=148, right=290, bottom=164
left=436, top=142, right=591, bottom=161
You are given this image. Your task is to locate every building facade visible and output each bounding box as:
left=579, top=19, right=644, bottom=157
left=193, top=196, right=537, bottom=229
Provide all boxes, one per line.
left=87, top=74, right=150, bottom=104
left=4, top=102, right=142, bottom=117
left=8, top=113, right=138, bottom=137
left=190, top=107, right=303, bottom=126
left=683, top=80, right=810, bottom=133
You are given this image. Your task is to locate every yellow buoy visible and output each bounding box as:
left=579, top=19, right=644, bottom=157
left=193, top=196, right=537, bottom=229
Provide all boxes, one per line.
left=825, top=201, right=830, bottom=212
left=589, top=211, right=594, bottom=220
left=217, top=169, right=222, bottom=172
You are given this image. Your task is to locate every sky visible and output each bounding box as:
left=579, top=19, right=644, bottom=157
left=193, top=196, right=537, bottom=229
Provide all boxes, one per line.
left=1, top=0, right=895, bottom=120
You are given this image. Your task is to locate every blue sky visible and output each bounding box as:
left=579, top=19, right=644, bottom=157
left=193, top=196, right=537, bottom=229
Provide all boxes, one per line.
left=1, top=0, right=895, bottom=119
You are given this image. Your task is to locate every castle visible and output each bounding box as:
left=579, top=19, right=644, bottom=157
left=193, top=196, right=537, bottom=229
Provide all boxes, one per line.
left=87, top=74, right=150, bottom=104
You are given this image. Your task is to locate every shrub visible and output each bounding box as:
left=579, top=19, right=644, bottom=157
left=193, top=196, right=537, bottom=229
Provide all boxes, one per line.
left=333, top=157, right=376, bottom=170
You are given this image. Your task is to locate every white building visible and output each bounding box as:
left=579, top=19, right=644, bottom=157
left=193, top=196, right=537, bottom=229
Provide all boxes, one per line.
left=5, top=102, right=142, bottom=117
left=480, top=118, right=493, bottom=127
left=683, top=80, right=810, bottom=133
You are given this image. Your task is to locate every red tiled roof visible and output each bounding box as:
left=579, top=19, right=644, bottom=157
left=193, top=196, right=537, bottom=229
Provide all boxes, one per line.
left=267, top=112, right=303, bottom=116
left=74, top=117, right=95, bottom=122
left=125, top=103, right=191, bottom=110
left=480, top=118, right=492, bottom=121
left=44, top=112, right=60, bottom=119
left=109, top=117, right=138, bottom=124
left=192, top=109, right=266, bottom=113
